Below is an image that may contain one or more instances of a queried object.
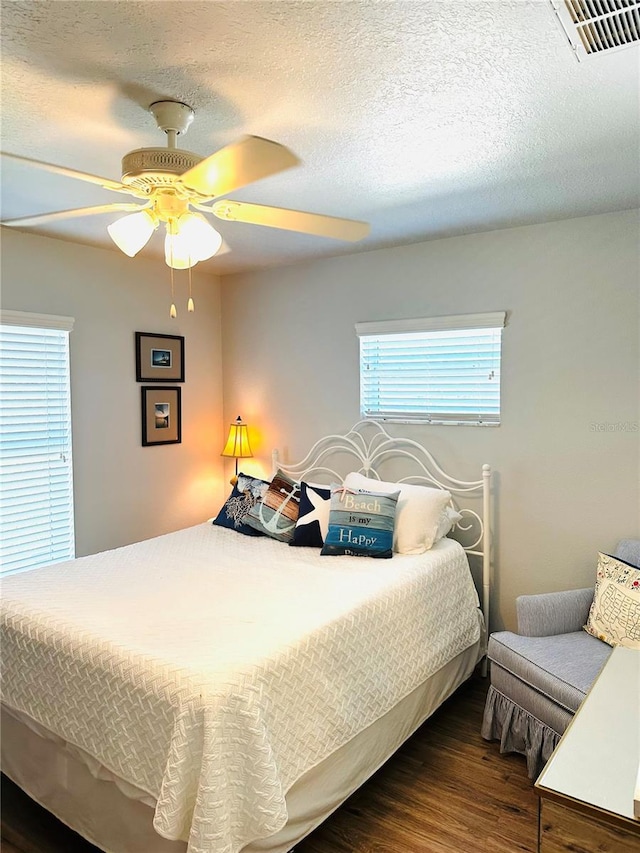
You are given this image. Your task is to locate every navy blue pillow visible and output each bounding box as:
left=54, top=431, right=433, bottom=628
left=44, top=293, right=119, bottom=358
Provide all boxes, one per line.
left=289, top=481, right=331, bottom=548
left=212, top=473, right=269, bottom=536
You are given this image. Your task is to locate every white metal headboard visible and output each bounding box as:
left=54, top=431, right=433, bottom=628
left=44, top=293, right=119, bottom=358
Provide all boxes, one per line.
left=273, top=419, right=492, bottom=642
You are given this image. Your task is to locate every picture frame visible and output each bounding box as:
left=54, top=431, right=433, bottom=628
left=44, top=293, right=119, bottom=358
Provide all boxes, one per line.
left=135, top=332, right=184, bottom=383
left=141, top=386, right=182, bottom=446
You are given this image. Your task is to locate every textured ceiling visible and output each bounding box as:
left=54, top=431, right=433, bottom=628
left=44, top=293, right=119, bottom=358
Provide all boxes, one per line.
left=1, top=0, right=639, bottom=275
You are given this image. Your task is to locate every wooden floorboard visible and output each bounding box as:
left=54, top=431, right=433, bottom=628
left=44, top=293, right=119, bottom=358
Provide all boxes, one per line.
left=1, top=675, right=537, bottom=852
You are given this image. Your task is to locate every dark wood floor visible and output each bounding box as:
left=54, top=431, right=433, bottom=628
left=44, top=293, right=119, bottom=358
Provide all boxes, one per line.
left=1, top=675, right=537, bottom=853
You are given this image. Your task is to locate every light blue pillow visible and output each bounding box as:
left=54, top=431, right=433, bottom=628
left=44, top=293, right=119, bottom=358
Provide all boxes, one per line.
left=320, top=484, right=399, bottom=558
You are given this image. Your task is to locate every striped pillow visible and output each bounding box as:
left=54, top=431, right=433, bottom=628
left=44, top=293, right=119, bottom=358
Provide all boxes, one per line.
left=321, top=485, right=399, bottom=558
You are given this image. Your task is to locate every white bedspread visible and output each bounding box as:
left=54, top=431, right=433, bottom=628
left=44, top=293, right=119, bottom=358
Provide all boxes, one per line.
left=1, top=523, right=481, bottom=853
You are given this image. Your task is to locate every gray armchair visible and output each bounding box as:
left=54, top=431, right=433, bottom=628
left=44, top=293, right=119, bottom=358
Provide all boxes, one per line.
left=482, top=539, right=640, bottom=779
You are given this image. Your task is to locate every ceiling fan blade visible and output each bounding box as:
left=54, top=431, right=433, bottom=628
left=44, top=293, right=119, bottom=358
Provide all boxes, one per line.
left=210, top=200, right=370, bottom=242
left=1, top=203, right=145, bottom=228
left=1, top=152, right=133, bottom=195
left=179, top=136, right=300, bottom=198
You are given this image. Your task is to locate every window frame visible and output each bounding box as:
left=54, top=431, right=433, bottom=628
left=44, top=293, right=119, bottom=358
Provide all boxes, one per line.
left=0, top=309, right=76, bottom=575
left=356, top=311, right=506, bottom=427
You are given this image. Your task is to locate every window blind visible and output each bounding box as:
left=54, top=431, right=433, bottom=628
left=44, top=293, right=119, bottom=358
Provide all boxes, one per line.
left=0, top=314, right=75, bottom=574
left=357, top=313, right=505, bottom=426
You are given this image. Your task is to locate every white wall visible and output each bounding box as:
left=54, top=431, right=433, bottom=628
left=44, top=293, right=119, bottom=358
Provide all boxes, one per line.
left=221, top=210, right=640, bottom=631
left=1, top=229, right=225, bottom=557
left=2, top=213, right=638, bottom=629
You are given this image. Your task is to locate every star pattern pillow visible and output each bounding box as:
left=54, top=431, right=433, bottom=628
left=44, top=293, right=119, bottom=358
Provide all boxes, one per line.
left=212, top=473, right=269, bottom=536
left=289, top=482, right=331, bottom=548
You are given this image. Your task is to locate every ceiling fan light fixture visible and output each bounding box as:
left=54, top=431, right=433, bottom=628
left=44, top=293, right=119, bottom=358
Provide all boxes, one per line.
left=107, top=209, right=156, bottom=257
left=164, top=230, right=195, bottom=269
left=177, top=212, right=223, bottom=261
left=1, top=99, right=371, bottom=267
left=164, top=212, right=223, bottom=268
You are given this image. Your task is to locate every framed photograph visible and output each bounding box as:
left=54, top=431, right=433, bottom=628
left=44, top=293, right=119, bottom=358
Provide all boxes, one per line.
left=135, top=332, right=184, bottom=382
left=141, top=386, right=182, bottom=446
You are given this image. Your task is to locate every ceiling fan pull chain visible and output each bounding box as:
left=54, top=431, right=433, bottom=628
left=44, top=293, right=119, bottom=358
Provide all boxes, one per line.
left=187, top=262, right=195, bottom=313
left=169, top=246, right=177, bottom=319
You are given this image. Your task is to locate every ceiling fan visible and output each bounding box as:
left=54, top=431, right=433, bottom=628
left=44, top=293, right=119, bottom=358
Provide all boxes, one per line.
left=0, top=100, right=370, bottom=269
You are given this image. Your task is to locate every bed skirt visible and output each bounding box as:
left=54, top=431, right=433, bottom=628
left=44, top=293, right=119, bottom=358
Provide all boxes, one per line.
left=481, top=684, right=560, bottom=779
left=2, top=635, right=482, bottom=853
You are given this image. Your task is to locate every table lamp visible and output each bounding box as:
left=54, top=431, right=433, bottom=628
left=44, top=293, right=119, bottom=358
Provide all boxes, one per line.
left=221, top=416, right=253, bottom=484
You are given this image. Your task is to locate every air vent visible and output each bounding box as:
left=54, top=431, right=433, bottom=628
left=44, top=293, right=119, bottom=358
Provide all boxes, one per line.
left=551, top=0, right=640, bottom=59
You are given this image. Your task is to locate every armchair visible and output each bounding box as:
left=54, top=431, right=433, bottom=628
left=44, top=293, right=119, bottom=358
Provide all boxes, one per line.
left=482, top=539, right=640, bottom=779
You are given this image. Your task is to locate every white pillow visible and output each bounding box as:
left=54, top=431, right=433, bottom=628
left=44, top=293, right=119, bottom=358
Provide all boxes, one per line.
left=434, top=506, right=463, bottom=543
left=343, top=472, right=451, bottom=555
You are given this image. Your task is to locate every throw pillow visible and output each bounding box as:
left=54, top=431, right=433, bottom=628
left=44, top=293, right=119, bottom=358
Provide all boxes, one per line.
left=434, top=506, right=463, bottom=543
left=212, top=473, right=270, bottom=536
left=289, top=481, right=331, bottom=548
left=321, top=484, right=399, bottom=558
left=244, top=469, right=301, bottom=543
left=343, top=472, right=451, bottom=554
left=584, top=552, right=640, bottom=649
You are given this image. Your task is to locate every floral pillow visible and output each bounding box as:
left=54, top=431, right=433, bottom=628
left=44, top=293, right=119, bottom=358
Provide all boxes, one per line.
left=584, top=552, right=640, bottom=649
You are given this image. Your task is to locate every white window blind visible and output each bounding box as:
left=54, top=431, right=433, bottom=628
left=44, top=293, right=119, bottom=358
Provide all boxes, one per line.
left=356, top=312, right=506, bottom=426
left=0, top=312, right=75, bottom=574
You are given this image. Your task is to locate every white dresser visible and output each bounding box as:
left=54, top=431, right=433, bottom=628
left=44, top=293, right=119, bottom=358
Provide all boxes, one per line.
left=535, top=645, right=640, bottom=852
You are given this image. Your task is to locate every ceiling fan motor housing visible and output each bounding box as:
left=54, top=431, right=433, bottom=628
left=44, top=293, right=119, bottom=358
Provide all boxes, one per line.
left=121, top=148, right=203, bottom=191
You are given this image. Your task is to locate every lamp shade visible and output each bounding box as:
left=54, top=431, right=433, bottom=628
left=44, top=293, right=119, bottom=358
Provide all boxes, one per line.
left=165, top=213, right=223, bottom=269
left=107, top=210, right=156, bottom=257
left=221, top=416, right=253, bottom=460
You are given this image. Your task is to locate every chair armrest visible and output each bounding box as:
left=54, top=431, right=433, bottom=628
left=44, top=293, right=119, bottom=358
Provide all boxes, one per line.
left=616, top=539, right=640, bottom=568
left=516, top=588, right=594, bottom=637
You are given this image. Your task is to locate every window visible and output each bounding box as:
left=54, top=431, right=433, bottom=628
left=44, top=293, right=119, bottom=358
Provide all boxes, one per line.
left=0, top=311, right=75, bottom=574
left=356, top=312, right=506, bottom=426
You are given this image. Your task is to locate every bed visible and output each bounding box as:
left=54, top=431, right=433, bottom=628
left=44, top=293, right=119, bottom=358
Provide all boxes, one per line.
left=1, top=420, right=492, bottom=853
